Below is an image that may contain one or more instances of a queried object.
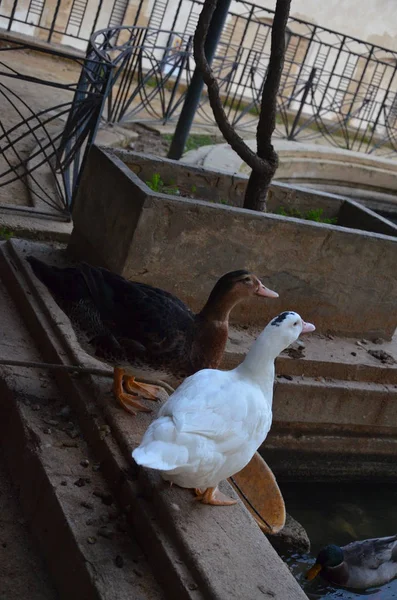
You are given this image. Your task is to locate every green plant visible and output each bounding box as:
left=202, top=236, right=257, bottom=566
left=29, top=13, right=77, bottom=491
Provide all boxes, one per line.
left=145, top=173, right=233, bottom=205
left=276, top=206, right=302, bottom=218
left=146, top=172, right=163, bottom=192
left=144, top=76, right=158, bottom=88
left=184, top=134, right=214, bottom=153
left=165, top=184, right=180, bottom=195
left=276, top=206, right=337, bottom=225
left=145, top=173, right=179, bottom=195
left=305, top=208, right=337, bottom=224
left=0, top=226, right=14, bottom=240
left=162, top=133, right=216, bottom=153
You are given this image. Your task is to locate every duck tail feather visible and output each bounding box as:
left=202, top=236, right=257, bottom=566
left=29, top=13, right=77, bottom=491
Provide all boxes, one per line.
left=26, top=256, right=90, bottom=302
left=26, top=255, right=62, bottom=289
left=132, top=441, right=188, bottom=471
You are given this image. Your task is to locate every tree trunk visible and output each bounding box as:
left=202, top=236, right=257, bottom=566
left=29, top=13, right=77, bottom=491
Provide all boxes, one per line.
left=243, top=0, right=291, bottom=212
left=244, top=171, right=271, bottom=213
left=244, top=143, right=278, bottom=212
left=193, top=0, right=291, bottom=212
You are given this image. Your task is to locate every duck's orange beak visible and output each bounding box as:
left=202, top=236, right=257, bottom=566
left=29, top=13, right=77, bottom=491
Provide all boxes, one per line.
left=256, top=282, right=279, bottom=298
left=305, top=563, right=322, bottom=580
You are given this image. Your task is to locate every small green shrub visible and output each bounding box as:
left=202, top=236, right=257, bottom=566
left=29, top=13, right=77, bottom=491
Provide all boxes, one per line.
left=162, top=133, right=216, bottom=153
left=276, top=206, right=337, bottom=225
left=184, top=134, right=214, bottom=153
left=276, top=206, right=302, bottom=218
left=146, top=173, right=179, bottom=195
left=0, top=226, right=14, bottom=240
left=146, top=172, right=163, bottom=192
left=305, top=208, right=338, bottom=224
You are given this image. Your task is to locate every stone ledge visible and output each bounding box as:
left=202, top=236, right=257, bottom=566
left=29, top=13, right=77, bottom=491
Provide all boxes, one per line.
left=0, top=29, right=85, bottom=60
left=222, top=347, right=397, bottom=386
left=0, top=248, right=163, bottom=600
left=0, top=238, right=308, bottom=600
left=0, top=208, right=72, bottom=242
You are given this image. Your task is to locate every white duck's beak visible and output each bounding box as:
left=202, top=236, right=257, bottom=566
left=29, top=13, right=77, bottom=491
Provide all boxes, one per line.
left=256, top=282, right=279, bottom=298
left=301, top=320, right=315, bottom=333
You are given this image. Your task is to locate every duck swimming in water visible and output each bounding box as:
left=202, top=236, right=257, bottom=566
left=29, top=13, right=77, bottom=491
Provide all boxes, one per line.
left=27, top=257, right=278, bottom=415
left=306, top=536, right=397, bottom=590
left=132, top=311, right=315, bottom=505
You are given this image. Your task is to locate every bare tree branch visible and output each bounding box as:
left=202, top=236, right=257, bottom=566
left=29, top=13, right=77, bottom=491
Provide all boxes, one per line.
left=193, top=0, right=269, bottom=175
left=245, top=0, right=291, bottom=211
left=193, top=0, right=291, bottom=211
left=257, top=0, right=291, bottom=157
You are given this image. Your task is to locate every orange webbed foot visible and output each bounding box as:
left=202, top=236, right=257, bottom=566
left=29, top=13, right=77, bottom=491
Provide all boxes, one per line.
left=116, top=391, right=152, bottom=415
left=113, top=368, right=153, bottom=415
left=124, top=376, right=162, bottom=401
left=194, top=487, right=238, bottom=506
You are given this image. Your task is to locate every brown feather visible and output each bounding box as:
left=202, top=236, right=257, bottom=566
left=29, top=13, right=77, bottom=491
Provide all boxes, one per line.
left=26, top=258, right=270, bottom=381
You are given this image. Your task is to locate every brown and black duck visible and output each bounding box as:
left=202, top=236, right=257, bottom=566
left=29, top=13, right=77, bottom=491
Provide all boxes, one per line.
left=27, top=257, right=278, bottom=415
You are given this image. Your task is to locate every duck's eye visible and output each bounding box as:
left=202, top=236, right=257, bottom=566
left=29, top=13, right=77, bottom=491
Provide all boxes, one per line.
left=293, top=321, right=298, bottom=326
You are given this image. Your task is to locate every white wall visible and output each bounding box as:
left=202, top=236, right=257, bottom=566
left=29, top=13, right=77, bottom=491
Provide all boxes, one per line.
left=260, top=0, right=397, bottom=51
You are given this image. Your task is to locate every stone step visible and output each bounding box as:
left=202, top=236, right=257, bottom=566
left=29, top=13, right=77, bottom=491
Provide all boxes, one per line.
left=224, top=327, right=397, bottom=385
left=273, top=376, right=397, bottom=433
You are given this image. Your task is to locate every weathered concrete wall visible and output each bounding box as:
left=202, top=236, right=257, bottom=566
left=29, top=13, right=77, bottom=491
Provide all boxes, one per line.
left=184, top=140, right=397, bottom=216
left=114, top=148, right=249, bottom=208
left=113, top=148, right=397, bottom=230
left=70, top=146, right=397, bottom=339
left=114, top=148, right=345, bottom=216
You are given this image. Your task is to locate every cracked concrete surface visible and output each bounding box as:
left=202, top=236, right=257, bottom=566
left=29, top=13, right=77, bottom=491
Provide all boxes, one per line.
left=0, top=459, right=57, bottom=600
left=0, top=243, right=165, bottom=600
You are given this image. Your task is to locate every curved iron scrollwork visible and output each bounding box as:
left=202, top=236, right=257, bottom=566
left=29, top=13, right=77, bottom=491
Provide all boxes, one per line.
left=90, top=27, right=195, bottom=124
left=0, top=36, right=112, bottom=219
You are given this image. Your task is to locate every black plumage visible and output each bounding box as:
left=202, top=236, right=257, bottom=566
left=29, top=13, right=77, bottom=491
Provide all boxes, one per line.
left=27, top=256, right=276, bottom=413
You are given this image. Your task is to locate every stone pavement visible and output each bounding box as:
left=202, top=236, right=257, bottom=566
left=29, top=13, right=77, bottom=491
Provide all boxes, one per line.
left=0, top=459, right=57, bottom=600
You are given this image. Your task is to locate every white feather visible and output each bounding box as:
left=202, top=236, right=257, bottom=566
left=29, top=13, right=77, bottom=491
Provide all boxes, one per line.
left=132, top=311, right=313, bottom=491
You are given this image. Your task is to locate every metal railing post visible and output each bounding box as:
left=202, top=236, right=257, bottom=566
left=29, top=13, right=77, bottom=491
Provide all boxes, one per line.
left=167, top=0, right=232, bottom=160
left=288, top=67, right=316, bottom=140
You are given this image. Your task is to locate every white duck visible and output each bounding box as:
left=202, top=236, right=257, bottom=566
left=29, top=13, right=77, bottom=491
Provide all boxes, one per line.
left=132, top=311, right=315, bottom=506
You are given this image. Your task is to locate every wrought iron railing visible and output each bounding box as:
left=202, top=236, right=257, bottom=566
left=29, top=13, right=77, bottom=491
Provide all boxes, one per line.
left=2, top=0, right=397, bottom=156
left=0, top=0, right=145, bottom=50
left=1, top=2, right=397, bottom=224
left=0, top=36, right=113, bottom=218
left=90, top=21, right=397, bottom=157
left=90, top=27, right=194, bottom=124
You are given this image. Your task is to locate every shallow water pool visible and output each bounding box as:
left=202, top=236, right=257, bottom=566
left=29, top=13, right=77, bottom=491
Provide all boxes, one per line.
left=278, top=481, right=397, bottom=599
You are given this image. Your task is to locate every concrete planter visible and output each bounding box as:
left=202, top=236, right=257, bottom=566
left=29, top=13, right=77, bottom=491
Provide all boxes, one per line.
left=184, top=139, right=397, bottom=217
left=70, top=146, right=397, bottom=340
